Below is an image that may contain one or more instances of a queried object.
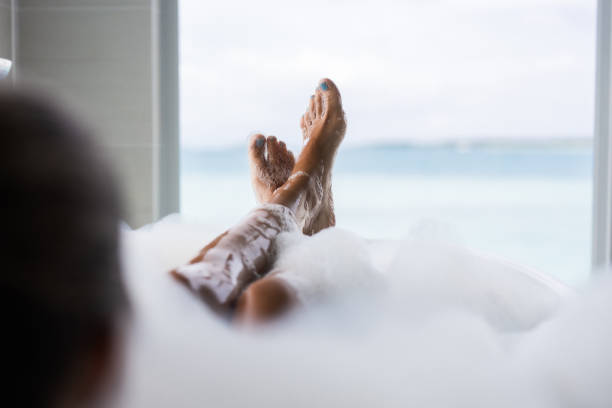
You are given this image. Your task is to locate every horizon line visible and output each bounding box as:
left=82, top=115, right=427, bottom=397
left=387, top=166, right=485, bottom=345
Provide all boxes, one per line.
left=182, top=135, right=593, bottom=151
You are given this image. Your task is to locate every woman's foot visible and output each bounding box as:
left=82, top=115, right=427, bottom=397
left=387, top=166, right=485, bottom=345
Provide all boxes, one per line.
left=248, top=134, right=295, bottom=203
left=271, top=78, right=346, bottom=235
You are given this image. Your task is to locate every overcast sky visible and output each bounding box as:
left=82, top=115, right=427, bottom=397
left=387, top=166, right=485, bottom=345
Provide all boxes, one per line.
left=180, top=0, right=596, bottom=149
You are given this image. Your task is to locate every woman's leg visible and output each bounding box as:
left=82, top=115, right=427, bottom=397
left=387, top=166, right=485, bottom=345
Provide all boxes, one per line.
left=171, top=78, right=346, bottom=319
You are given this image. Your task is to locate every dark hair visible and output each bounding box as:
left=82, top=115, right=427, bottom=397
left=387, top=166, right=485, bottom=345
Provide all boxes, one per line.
left=0, top=90, right=129, bottom=406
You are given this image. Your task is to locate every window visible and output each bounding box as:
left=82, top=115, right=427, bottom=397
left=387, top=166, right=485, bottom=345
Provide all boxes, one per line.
left=0, top=58, right=11, bottom=79
left=180, top=0, right=596, bottom=286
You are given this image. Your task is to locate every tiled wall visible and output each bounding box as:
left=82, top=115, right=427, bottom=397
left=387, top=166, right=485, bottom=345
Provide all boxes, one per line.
left=15, top=0, right=179, bottom=228
left=0, top=0, right=11, bottom=60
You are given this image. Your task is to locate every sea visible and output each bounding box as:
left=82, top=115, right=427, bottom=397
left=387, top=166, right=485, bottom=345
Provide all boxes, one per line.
left=181, top=142, right=593, bottom=287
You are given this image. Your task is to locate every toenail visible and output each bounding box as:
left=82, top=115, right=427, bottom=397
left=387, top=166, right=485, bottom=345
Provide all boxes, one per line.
left=255, top=138, right=265, bottom=148
left=320, top=82, right=329, bottom=91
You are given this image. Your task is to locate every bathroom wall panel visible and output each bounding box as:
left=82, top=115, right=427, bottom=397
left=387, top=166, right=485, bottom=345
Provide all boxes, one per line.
left=105, top=145, right=158, bottom=226
left=16, top=0, right=174, bottom=228
left=0, top=0, right=12, bottom=60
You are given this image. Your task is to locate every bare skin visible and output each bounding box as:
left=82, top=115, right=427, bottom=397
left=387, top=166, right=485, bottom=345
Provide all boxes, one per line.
left=248, top=134, right=295, bottom=204
left=234, top=276, right=297, bottom=324
left=171, top=78, right=346, bottom=322
left=279, top=80, right=345, bottom=236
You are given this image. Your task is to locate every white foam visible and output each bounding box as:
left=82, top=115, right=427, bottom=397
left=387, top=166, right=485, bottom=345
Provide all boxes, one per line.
left=270, top=228, right=385, bottom=306
left=115, top=216, right=612, bottom=408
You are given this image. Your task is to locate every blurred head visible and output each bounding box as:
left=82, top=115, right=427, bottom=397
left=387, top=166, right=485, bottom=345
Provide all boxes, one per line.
left=0, top=89, right=129, bottom=407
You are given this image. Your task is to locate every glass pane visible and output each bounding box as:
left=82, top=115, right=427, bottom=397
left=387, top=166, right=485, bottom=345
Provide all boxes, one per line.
left=0, top=58, right=12, bottom=79
left=180, top=0, right=596, bottom=286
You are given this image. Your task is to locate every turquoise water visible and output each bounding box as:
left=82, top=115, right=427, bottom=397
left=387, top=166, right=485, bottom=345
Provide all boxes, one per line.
left=181, top=144, right=593, bottom=286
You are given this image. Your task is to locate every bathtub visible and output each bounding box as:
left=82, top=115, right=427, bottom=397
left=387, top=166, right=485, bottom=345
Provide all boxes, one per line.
left=115, top=216, right=610, bottom=408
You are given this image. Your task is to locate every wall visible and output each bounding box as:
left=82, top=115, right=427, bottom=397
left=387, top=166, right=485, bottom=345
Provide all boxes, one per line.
left=15, top=0, right=178, bottom=228
left=0, top=0, right=12, bottom=62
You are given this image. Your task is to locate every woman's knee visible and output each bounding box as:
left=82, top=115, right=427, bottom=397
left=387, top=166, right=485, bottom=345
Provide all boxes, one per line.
left=235, top=277, right=296, bottom=324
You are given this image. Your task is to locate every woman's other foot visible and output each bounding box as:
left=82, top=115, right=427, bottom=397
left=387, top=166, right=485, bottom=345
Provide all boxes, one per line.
left=248, top=134, right=295, bottom=203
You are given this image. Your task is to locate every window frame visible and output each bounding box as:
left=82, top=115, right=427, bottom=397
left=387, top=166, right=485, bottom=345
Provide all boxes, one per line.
left=593, top=0, right=612, bottom=271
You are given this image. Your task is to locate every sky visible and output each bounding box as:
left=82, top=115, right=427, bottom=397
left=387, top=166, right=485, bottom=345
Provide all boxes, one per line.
left=180, top=0, right=596, bottom=150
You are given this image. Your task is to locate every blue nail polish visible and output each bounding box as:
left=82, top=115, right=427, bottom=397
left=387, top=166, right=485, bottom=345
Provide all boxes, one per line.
left=255, top=138, right=265, bottom=148
left=320, top=82, right=329, bottom=91
left=311, top=94, right=314, bottom=98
